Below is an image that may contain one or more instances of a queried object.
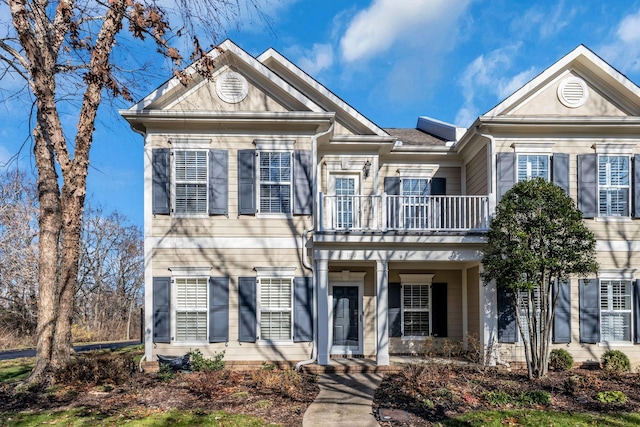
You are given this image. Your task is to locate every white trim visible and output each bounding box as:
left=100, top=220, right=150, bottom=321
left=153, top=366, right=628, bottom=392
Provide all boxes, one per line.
left=596, top=240, right=640, bottom=252
left=329, top=271, right=367, bottom=282
left=324, top=157, right=371, bottom=173
left=216, top=70, right=249, bottom=104
left=150, top=236, right=303, bottom=249
left=169, top=138, right=212, bottom=149
left=254, top=266, right=297, bottom=277
left=598, top=269, right=636, bottom=280
left=511, top=142, right=556, bottom=154
left=254, top=139, right=296, bottom=151
left=399, top=274, right=435, bottom=284
left=593, top=143, right=636, bottom=154
left=168, top=266, right=212, bottom=276
left=396, top=166, right=439, bottom=179
left=557, top=76, right=589, bottom=108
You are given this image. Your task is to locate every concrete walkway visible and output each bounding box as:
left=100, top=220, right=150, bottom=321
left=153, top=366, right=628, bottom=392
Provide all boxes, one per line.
left=303, top=373, right=382, bottom=427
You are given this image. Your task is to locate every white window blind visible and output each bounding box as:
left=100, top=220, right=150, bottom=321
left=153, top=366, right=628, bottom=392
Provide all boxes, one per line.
left=600, top=280, right=632, bottom=342
left=259, top=278, right=292, bottom=340
left=403, top=284, right=430, bottom=336
left=259, top=152, right=291, bottom=213
left=174, top=150, right=208, bottom=214
left=517, top=155, right=549, bottom=182
left=598, top=156, right=630, bottom=217
left=175, top=277, right=208, bottom=341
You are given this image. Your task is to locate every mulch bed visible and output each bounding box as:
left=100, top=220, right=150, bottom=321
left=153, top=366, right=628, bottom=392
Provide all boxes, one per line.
left=374, top=363, right=640, bottom=425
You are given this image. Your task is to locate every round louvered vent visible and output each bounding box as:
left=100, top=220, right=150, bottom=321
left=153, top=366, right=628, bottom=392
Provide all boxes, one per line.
left=216, top=71, right=248, bottom=104
left=557, top=77, right=589, bottom=108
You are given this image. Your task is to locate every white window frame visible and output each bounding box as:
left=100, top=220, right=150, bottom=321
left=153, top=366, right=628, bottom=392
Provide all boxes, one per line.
left=598, top=155, right=630, bottom=217
left=400, top=177, right=430, bottom=229
left=173, top=276, right=208, bottom=344
left=517, top=154, right=550, bottom=182
left=257, top=150, right=293, bottom=215
left=172, top=149, right=208, bottom=216
left=255, top=267, right=296, bottom=344
left=600, top=279, right=633, bottom=343
left=329, top=174, right=360, bottom=230
left=517, top=288, right=542, bottom=344
left=400, top=274, right=434, bottom=338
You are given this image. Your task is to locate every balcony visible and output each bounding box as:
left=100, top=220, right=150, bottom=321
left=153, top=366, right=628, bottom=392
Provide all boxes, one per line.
left=319, top=193, right=490, bottom=233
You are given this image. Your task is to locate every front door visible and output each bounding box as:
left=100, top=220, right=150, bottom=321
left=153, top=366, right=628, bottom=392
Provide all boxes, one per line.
left=332, top=285, right=360, bottom=354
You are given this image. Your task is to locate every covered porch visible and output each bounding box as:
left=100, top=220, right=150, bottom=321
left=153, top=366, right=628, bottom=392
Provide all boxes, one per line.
left=313, top=243, right=485, bottom=366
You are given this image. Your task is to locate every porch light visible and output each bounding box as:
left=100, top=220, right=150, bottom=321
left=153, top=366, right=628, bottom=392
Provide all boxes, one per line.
left=363, top=160, right=372, bottom=178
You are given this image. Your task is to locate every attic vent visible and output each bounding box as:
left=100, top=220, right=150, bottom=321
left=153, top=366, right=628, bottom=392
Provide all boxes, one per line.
left=557, top=77, right=589, bottom=108
left=216, top=71, right=248, bottom=104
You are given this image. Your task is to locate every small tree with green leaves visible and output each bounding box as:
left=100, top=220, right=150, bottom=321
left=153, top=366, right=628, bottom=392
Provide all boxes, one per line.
left=481, top=178, right=597, bottom=379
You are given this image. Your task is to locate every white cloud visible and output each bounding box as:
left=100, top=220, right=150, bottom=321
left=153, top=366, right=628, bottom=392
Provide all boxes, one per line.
left=339, top=0, right=471, bottom=63
left=598, top=9, right=640, bottom=73
left=455, top=44, right=537, bottom=127
left=297, top=44, right=334, bottom=76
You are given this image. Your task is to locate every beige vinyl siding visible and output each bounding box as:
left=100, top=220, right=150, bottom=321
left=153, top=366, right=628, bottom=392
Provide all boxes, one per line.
left=152, top=247, right=312, bottom=362
left=466, top=145, right=488, bottom=195
left=467, top=266, right=480, bottom=338
left=388, top=269, right=464, bottom=354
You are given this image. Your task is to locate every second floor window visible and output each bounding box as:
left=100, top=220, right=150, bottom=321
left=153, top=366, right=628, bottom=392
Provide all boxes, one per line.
left=259, top=151, right=292, bottom=214
left=174, top=150, right=208, bottom=214
left=402, top=178, right=429, bottom=229
left=517, top=155, right=549, bottom=182
left=599, top=155, right=630, bottom=217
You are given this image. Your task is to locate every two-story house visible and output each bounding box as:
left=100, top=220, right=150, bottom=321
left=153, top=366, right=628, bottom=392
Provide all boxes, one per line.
left=121, top=40, right=640, bottom=368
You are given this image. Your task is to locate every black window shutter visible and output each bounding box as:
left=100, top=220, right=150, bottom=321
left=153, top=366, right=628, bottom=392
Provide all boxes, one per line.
left=152, top=149, right=171, bottom=215
left=238, top=150, right=256, bottom=215
left=293, top=276, right=313, bottom=342
left=497, top=152, right=516, bottom=201
left=553, top=279, right=571, bottom=343
left=497, top=287, right=517, bottom=343
left=634, top=156, right=640, bottom=218
left=552, top=153, right=570, bottom=195
left=577, top=154, right=597, bottom=218
left=635, top=280, right=640, bottom=344
left=431, top=283, right=447, bottom=337
left=209, top=277, right=229, bottom=343
left=209, top=150, right=228, bottom=216
left=153, top=277, right=171, bottom=343
left=238, top=277, right=257, bottom=342
left=430, top=178, right=446, bottom=195
left=579, top=278, right=600, bottom=343
left=293, top=150, right=313, bottom=215
left=384, top=177, right=400, bottom=229
left=388, top=282, right=402, bottom=337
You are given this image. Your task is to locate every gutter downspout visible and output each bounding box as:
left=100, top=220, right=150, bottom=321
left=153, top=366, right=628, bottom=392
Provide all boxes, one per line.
left=296, top=119, right=334, bottom=372
left=473, top=125, right=511, bottom=368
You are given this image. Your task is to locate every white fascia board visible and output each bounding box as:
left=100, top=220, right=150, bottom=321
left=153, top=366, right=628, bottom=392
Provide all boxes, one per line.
left=125, top=40, right=324, bottom=114
left=258, top=48, right=388, bottom=137
left=485, top=45, right=640, bottom=117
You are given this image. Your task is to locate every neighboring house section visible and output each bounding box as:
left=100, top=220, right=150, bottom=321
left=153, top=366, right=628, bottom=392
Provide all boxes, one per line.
left=121, top=41, right=640, bottom=368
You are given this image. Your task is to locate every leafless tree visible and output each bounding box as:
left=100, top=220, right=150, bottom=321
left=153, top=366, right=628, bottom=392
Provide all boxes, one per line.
left=1, top=0, right=264, bottom=383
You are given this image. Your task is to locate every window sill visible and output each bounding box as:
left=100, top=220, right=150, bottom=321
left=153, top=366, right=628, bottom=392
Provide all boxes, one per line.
left=598, top=342, right=635, bottom=347
left=256, top=213, right=293, bottom=219
left=171, top=341, right=209, bottom=346
left=401, top=336, right=430, bottom=340
left=258, top=340, right=295, bottom=346
left=596, top=216, right=632, bottom=222
left=172, top=214, right=209, bottom=219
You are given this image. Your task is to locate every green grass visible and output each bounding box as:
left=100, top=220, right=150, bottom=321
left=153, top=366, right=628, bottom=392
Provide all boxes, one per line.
left=0, top=408, right=269, bottom=426
left=0, top=359, right=34, bottom=383
left=444, top=409, right=640, bottom=426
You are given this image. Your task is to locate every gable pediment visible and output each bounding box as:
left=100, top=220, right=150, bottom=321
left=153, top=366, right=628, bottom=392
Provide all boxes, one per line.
left=486, top=45, right=640, bottom=118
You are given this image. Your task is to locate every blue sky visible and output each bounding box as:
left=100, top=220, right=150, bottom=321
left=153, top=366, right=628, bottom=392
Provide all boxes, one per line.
left=2, top=0, right=640, bottom=227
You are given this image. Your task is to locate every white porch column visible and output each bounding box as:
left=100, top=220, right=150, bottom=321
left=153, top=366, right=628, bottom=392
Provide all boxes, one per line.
left=462, top=267, right=468, bottom=349
left=316, top=257, right=330, bottom=365
left=376, top=260, right=389, bottom=366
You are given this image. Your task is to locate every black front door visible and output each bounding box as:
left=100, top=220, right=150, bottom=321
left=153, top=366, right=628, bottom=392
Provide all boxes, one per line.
left=332, top=286, right=359, bottom=349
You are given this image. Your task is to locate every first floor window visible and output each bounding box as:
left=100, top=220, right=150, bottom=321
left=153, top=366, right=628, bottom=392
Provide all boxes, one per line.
left=518, top=288, right=541, bottom=343
left=598, top=155, right=630, bottom=217
left=174, top=150, right=208, bottom=214
left=403, top=284, right=430, bottom=336
left=517, top=154, right=549, bottom=182
left=259, top=151, right=291, bottom=213
left=175, top=277, right=208, bottom=341
left=600, top=280, right=632, bottom=342
left=259, top=277, right=292, bottom=340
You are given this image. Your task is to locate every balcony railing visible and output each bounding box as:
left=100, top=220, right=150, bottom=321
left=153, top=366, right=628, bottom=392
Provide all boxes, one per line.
left=319, top=193, right=489, bottom=232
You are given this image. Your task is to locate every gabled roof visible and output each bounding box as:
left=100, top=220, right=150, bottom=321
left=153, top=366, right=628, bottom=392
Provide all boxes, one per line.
left=127, top=39, right=325, bottom=113
left=125, top=40, right=388, bottom=137
left=485, top=45, right=640, bottom=117
left=257, top=48, right=388, bottom=136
